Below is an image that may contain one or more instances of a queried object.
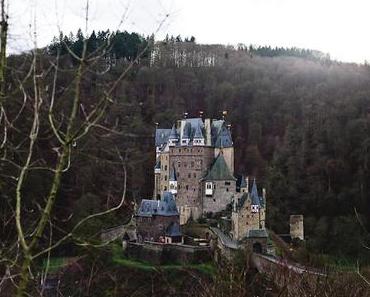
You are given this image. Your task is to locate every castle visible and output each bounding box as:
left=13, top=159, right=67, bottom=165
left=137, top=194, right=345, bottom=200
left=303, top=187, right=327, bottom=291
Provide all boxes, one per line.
left=154, top=114, right=267, bottom=245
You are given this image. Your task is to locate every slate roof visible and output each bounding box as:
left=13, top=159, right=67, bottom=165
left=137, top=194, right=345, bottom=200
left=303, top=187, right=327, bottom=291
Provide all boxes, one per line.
left=203, top=153, right=236, bottom=181
left=182, top=122, right=192, bottom=139
left=237, top=193, right=250, bottom=209
left=155, top=129, right=171, bottom=146
left=137, top=192, right=178, bottom=217
left=248, top=229, right=268, bottom=238
left=154, top=159, right=161, bottom=170
left=168, top=124, right=179, bottom=140
left=156, top=118, right=233, bottom=148
left=251, top=179, right=261, bottom=206
left=214, top=125, right=233, bottom=148
left=165, top=222, right=182, bottom=237
left=193, top=122, right=204, bottom=139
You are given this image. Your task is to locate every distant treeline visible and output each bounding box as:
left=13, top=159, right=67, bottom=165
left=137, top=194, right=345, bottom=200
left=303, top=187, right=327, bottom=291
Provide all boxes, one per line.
left=47, top=30, right=330, bottom=67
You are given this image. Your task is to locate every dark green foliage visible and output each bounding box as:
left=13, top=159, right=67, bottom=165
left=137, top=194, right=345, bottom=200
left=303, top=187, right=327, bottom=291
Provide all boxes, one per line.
left=2, top=30, right=370, bottom=264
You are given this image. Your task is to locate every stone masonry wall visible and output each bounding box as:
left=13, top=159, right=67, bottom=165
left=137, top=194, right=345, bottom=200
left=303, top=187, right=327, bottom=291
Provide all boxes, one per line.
left=202, top=180, right=235, bottom=214
left=136, top=215, right=179, bottom=242
left=169, top=146, right=214, bottom=208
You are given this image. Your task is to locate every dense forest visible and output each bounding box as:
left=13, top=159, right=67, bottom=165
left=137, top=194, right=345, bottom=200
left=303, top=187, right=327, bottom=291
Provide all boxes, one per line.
left=1, top=29, right=370, bottom=294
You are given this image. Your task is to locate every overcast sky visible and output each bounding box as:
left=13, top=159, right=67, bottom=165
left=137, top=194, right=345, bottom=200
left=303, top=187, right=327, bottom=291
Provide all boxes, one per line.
left=7, top=0, right=370, bottom=63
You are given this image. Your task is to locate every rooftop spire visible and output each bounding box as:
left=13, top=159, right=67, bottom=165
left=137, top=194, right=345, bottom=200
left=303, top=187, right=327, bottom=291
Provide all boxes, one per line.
left=251, top=178, right=260, bottom=206
left=169, top=124, right=178, bottom=139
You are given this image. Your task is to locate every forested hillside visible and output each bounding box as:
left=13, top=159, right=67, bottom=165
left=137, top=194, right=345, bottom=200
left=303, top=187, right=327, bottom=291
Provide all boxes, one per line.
left=2, top=30, right=370, bottom=262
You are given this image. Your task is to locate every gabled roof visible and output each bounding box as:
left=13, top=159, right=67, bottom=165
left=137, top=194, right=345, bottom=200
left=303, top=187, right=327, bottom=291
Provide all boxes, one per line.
left=214, top=125, right=233, bottom=148
left=193, top=123, right=204, bottom=139
left=165, top=222, right=182, bottom=237
left=137, top=192, right=178, bottom=217
left=203, top=153, right=236, bottom=181
left=155, top=129, right=171, bottom=146
left=182, top=122, right=192, bottom=139
left=169, top=124, right=179, bottom=140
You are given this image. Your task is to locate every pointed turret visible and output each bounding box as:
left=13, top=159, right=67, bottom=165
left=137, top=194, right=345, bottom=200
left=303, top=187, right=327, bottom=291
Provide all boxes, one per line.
left=239, top=175, right=248, bottom=193
left=181, top=122, right=191, bottom=146
left=251, top=178, right=260, bottom=213
left=168, top=124, right=179, bottom=147
left=193, top=123, right=205, bottom=146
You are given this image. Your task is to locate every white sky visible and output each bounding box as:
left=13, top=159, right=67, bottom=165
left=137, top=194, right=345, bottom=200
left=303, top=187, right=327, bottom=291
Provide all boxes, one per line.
left=7, top=0, right=370, bottom=63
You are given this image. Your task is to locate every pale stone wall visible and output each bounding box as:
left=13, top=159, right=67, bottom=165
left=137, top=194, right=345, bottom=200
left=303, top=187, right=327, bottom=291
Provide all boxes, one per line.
left=290, top=215, right=304, bottom=240
left=159, top=151, right=170, bottom=193
left=201, top=180, right=235, bottom=214
left=154, top=172, right=161, bottom=199
left=179, top=205, right=202, bottom=225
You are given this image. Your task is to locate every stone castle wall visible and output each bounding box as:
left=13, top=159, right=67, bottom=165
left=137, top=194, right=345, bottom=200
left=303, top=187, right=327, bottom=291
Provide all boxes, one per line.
left=202, top=180, right=235, bottom=214
left=126, top=242, right=211, bottom=265
left=137, top=215, right=179, bottom=242
left=169, top=146, right=214, bottom=208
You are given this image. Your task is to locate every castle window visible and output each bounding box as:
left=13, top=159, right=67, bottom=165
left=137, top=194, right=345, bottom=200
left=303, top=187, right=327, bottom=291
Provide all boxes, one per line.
left=186, top=185, right=189, bottom=190
left=188, top=173, right=191, bottom=178
left=213, top=184, right=216, bottom=189
left=179, top=149, right=181, bottom=153
left=178, top=161, right=181, bottom=167
left=164, top=175, right=167, bottom=181
left=225, top=181, right=230, bottom=186
left=213, top=199, right=216, bottom=202
left=193, top=173, right=196, bottom=178
left=226, top=188, right=229, bottom=192
left=164, top=165, right=168, bottom=170
left=206, top=183, right=212, bottom=189
left=164, top=186, right=167, bottom=191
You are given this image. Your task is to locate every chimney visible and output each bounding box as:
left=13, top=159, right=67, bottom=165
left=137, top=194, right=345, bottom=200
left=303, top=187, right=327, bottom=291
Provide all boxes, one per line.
left=180, top=119, right=186, bottom=141
left=204, top=118, right=212, bottom=146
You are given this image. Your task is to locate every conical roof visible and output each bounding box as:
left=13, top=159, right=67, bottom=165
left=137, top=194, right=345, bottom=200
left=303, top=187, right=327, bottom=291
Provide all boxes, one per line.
left=203, top=153, right=236, bottom=181
left=251, top=178, right=260, bottom=206
left=239, top=175, right=247, bottom=188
